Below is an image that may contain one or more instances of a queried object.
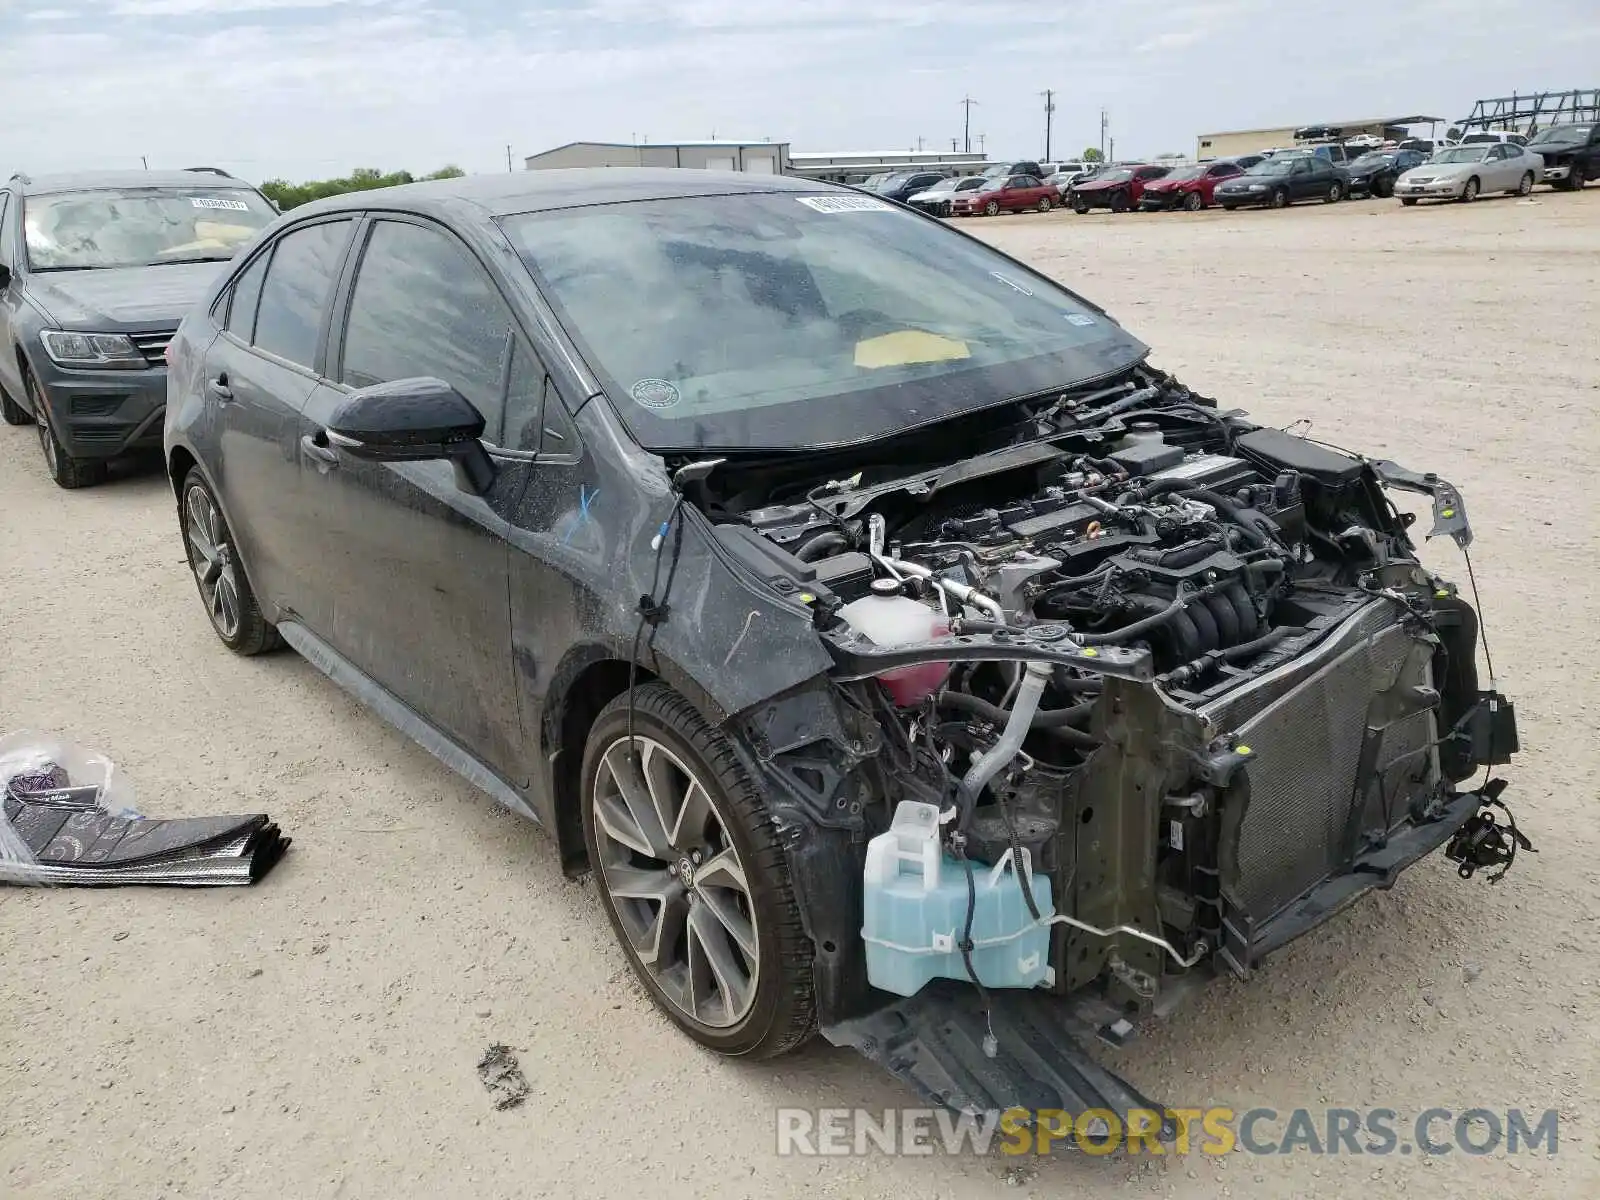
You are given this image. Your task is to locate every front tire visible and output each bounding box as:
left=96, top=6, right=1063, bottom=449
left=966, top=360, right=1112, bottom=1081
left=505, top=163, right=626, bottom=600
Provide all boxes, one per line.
left=179, top=468, right=279, bottom=655
left=30, top=375, right=106, bottom=489
left=1401, top=197, right=1419, bottom=206
left=1570, top=162, right=1587, bottom=190
left=1072, top=197, right=1089, bottom=214
left=1, top=382, right=31, bottom=426
left=1270, top=188, right=1290, bottom=209
left=582, top=682, right=816, bottom=1058
left=1375, top=176, right=1395, bottom=199
left=1460, top=176, right=1480, bottom=202
left=1110, top=190, right=1130, bottom=213
left=1325, top=182, right=1345, bottom=203
left=1184, top=191, right=1204, bottom=211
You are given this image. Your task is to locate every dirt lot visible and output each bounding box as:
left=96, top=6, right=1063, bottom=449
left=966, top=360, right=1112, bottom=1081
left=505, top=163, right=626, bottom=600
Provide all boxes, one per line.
left=3, top=191, right=1598, bottom=1200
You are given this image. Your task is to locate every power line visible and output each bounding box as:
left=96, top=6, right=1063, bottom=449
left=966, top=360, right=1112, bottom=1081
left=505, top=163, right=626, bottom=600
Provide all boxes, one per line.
left=960, top=95, right=979, bottom=155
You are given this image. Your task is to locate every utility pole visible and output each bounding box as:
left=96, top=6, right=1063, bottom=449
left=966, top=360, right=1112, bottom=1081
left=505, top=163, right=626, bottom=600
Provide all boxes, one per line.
left=1100, top=108, right=1109, bottom=160
left=951, top=138, right=960, bottom=153
left=141, top=155, right=149, bottom=170
left=1041, top=89, right=1056, bottom=162
left=960, top=95, right=979, bottom=154
left=979, top=132, right=987, bottom=155
left=917, top=135, right=925, bottom=151
left=506, top=144, right=513, bottom=172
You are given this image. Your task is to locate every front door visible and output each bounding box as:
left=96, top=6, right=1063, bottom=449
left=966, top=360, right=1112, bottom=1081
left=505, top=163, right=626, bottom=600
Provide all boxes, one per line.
left=205, top=218, right=357, bottom=613
left=294, top=215, right=529, bottom=783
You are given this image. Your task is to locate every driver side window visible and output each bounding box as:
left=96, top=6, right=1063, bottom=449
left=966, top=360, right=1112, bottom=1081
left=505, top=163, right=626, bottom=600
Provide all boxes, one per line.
left=339, top=219, right=514, bottom=444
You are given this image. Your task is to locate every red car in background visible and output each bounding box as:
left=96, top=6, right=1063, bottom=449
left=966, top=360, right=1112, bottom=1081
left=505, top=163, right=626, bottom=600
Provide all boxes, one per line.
left=949, top=173, right=1059, bottom=217
left=1068, top=164, right=1170, bottom=213
left=1138, top=161, right=1246, bottom=211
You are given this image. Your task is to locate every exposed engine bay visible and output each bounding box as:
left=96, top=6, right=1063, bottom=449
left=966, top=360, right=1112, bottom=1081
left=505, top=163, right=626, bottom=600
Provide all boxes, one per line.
left=696, top=365, right=1525, bottom=1094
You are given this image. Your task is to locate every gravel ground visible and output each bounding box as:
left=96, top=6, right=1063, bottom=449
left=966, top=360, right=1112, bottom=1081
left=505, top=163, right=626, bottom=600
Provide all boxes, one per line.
left=2, top=190, right=1597, bottom=1200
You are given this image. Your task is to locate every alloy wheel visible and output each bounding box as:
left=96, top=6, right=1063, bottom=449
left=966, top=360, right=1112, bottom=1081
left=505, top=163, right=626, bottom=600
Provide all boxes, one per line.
left=184, top=485, right=243, bottom=640
left=37, top=411, right=58, bottom=477
left=1518, top=172, right=1534, bottom=196
left=591, top=735, right=759, bottom=1030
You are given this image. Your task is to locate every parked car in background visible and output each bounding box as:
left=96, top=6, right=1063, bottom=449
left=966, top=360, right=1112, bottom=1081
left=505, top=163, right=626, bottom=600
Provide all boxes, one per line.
left=1215, top=155, right=1349, bottom=209
left=978, top=161, right=1046, bottom=182
left=1395, top=142, right=1543, bottom=204
left=1228, top=154, right=1267, bottom=171
left=0, top=168, right=277, bottom=487
left=1453, top=130, right=1530, bottom=147
left=1068, top=165, right=1170, bottom=213
left=1526, top=123, right=1599, bottom=190
left=950, top=174, right=1059, bottom=216
left=873, top=171, right=952, bottom=204
left=1345, top=148, right=1428, bottom=198
left=1137, top=161, right=1245, bottom=211
left=905, top=176, right=985, bottom=217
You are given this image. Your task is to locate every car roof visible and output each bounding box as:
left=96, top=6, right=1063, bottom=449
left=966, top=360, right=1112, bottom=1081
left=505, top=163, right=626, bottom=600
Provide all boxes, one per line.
left=13, top=169, right=258, bottom=196
left=286, top=168, right=846, bottom=222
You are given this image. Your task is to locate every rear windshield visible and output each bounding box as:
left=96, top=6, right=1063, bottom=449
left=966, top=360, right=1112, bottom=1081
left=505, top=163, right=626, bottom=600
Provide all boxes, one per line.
left=502, top=192, right=1146, bottom=452
left=24, top=187, right=276, bottom=270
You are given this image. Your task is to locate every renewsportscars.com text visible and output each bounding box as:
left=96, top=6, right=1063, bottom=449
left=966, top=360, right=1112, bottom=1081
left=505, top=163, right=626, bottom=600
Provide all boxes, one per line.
left=775, top=1107, right=1560, bottom=1158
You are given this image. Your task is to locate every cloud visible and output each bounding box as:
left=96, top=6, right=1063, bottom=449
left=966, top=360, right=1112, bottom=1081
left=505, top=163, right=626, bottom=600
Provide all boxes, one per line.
left=2, top=0, right=1598, bottom=179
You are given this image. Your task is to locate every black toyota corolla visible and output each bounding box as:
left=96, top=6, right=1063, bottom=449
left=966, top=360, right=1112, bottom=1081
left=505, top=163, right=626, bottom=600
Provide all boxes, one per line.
left=165, top=170, right=1524, bottom=1120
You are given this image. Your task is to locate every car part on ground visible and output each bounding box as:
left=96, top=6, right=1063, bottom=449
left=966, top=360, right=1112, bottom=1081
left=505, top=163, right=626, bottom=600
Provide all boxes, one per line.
left=0, top=731, right=290, bottom=886
left=162, top=168, right=1526, bottom=1120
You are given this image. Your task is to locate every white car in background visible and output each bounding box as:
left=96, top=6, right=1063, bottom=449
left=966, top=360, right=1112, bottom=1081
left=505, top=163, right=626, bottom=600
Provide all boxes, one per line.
left=1395, top=142, right=1544, bottom=204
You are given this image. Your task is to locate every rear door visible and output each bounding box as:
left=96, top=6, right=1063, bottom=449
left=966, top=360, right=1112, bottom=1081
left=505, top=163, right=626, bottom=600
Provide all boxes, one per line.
left=202, top=217, right=357, bottom=613
left=295, top=214, right=528, bottom=783
left=1290, top=157, right=1321, bottom=199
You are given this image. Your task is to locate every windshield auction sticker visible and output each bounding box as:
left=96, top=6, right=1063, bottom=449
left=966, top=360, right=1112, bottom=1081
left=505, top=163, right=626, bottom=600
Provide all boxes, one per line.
left=190, top=197, right=251, bottom=211
left=630, top=378, right=682, bottom=409
left=797, top=196, right=895, bottom=213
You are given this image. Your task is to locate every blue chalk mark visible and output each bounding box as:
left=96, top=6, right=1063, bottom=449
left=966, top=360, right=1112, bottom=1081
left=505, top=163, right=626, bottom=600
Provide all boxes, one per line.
left=561, top=485, right=599, bottom=545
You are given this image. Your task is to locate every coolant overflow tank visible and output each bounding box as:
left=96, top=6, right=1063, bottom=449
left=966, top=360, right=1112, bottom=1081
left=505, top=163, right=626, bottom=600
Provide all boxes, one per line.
left=861, top=800, right=1054, bottom=997
left=836, top=582, right=951, bottom=706
left=1111, top=421, right=1185, bottom=475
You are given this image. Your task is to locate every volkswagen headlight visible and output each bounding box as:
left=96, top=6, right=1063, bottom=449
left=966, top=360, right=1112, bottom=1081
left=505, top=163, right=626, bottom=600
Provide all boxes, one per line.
left=38, top=331, right=147, bottom=370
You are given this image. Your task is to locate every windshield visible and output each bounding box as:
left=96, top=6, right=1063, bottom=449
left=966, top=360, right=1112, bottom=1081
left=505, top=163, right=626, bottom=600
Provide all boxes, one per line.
left=1248, top=160, right=1296, bottom=175
left=1531, top=125, right=1590, bottom=143
left=1164, top=166, right=1205, bottom=181
left=502, top=193, right=1146, bottom=452
left=1432, top=147, right=1490, bottom=164
left=1094, top=169, right=1134, bottom=183
left=954, top=177, right=985, bottom=191
left=1350, top=153, right=1393, bottom=169
left=23, top=187, right=275, bottom=270
left=917, top=178, right=958, bottom=194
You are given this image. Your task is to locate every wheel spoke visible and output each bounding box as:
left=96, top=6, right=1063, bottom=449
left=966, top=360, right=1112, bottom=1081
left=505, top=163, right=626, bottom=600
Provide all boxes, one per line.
left=688, top=903, right=753, bottom=1024
left=667, top=781, right=713, bottom=852
left=185, top=492, right=219, bottom=566
left=213, top=567, right=240, bottom=635
left=606, top=864, right=688, bottom=971
left=594, top=790, right=658, bottom=859
left=600, top=743, right=673, bottom=857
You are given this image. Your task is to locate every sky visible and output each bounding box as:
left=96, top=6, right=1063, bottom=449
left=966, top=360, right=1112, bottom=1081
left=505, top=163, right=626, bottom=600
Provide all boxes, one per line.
left=2, top=0, right=1598, bottom=182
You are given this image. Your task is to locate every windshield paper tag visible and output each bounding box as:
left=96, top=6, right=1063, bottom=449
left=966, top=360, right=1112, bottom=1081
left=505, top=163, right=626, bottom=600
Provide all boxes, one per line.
left=191, top=197, right=250, bottom=211
left=1064, top=313, right=1096, bottom=326
left=630, top=378, right=681, bottom=409
left=797, top=196, right=894, bottom=214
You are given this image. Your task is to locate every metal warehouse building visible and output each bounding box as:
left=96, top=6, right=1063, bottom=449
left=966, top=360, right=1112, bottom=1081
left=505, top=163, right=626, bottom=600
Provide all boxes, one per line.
left=1196, top=114, right=1442, bottom=160
left=523, top=140, right=789, bottom=173
left=786, top=149, right=988, bottom=183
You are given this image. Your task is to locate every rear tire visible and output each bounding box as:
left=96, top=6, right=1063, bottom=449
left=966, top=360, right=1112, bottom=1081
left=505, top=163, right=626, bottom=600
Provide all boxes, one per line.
left=1514, top=171, right=1534, bottom=196
left=1221, top=204, right=1238, bottom=211
left=1570, top=162, right=1587, bottom=190
left=1072, top=197, right=1089, bottom=214
left=1375, top=176, right=1395, bottom=199
left=581, top=682, right=817, bottom=1059
left=179, top=468, right=280, bottom=655
left=30, top=375, right=106, bottom=489
left=1401, top=197, right=1418, bottom=206
left=1036, top=196, right=1053, bottom=213
left=984, top=200, right=1001, bottom=216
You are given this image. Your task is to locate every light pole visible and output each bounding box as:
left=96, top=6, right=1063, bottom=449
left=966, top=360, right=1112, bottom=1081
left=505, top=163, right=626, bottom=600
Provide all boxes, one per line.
left=1041, top=90, right=1056, bottom=162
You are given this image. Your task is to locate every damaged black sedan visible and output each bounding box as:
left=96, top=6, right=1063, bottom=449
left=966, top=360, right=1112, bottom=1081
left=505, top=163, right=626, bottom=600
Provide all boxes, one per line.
left=165, top=170, right=1525, bottom=1119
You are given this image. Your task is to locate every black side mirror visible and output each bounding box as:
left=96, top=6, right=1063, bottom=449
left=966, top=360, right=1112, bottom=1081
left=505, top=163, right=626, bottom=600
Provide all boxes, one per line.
left=325, top=376, right=496, bottom=495
left=0, top=264, right=11, bottom=290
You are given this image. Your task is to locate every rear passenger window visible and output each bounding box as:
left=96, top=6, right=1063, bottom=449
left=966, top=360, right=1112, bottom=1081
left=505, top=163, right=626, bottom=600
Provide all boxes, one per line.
left=339, top=219, right=515, bottom=443
left=253, top=219, right=353, bottom=369
left=226, top=252, right=269, bottom=342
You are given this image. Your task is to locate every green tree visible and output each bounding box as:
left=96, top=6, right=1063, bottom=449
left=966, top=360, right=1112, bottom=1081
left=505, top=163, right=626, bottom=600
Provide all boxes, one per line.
left=1082, top=147, right=1104, bottom=163
left=259, top=165, right=466, bottom=211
